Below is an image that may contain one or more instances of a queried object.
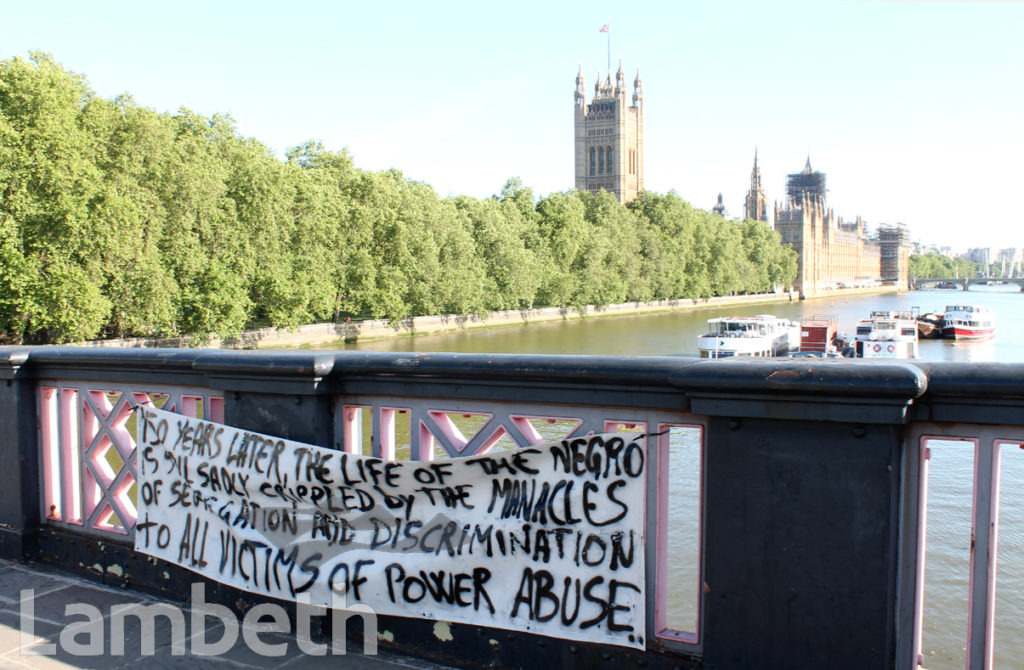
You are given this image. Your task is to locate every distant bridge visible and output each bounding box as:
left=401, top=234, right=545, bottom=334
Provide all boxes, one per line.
left=912, top=277, right=1024, bottom=291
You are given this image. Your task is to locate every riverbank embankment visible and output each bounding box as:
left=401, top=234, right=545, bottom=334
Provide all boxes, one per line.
left=74, top=286, right=899, bottom=350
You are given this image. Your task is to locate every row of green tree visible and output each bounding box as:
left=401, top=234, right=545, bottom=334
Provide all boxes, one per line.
left=0, top=53, right=798, bottom=344
left=908, top=253, right=978, bottom=280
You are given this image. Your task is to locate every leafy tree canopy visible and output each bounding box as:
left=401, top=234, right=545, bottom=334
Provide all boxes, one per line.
left=0, top=53, right=799, bottom=343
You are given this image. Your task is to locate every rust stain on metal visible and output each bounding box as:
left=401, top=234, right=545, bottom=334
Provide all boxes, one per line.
left=766, top=369, right=802, bottom=383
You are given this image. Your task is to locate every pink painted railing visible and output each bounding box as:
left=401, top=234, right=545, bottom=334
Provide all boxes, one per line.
left=336, top=396, right=704, bottom=648
left=38, top=383, right=223, bottom=536
left=909, top=425, right=1024, bottom=670
left=26, top=349, right=1010, bottom=668
left=36, top=383, right=706, bottom=650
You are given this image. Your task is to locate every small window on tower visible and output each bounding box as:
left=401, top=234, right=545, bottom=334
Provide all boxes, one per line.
left=599, top=147, right=604, bottom=174
left=590, top=147, right=596, bottom=175
left=607, top=146, right=614, bottom=173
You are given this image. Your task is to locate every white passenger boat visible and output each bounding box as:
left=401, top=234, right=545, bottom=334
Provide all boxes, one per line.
left=854, top=311, right=919, bottom=359
left=941, top=304, right=995, bottom=340
left=697, top=315, right=801, bottom=359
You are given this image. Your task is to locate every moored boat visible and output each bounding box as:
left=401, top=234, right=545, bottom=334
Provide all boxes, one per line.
left=941, top=304, right=995, bottom=340
left=798, top=314, right=843, bottom=356
left=854, top=310, right=919, bottom=359
left=917, top=313, right=944, bottom=339
left=697, top=315, right=801, bottom=359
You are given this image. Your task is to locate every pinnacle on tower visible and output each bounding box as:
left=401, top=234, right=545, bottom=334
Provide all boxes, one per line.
left=633, top=68, right=643, bottom=106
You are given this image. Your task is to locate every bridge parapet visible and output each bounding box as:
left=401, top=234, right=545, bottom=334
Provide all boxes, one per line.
left=1, top=348, right=1022, bottom=669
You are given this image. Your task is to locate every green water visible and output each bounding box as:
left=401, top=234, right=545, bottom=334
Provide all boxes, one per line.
left=333, top=287, right=1023, bottom=363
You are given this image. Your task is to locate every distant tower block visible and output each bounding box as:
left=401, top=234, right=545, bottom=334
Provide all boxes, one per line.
left=744, top=149, right=769, bottom=222
left=574, top=60, right=644, bottom=204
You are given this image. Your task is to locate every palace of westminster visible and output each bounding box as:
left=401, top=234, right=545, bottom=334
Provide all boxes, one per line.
left=573, top=62, right=910, bottom=297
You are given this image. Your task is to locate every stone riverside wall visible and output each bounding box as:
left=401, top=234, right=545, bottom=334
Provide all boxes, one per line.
left=72, top=286, right=894, bottom=350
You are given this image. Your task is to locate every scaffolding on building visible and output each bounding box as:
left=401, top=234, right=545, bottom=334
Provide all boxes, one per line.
left=878, top=223, right=910, bottom=284
left=786, top=159, right=827, bottom=205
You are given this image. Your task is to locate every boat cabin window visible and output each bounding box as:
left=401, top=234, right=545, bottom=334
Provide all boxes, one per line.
left=701, top=349, right=735, bottom=359
left=717, top=321, right=764, bottom=335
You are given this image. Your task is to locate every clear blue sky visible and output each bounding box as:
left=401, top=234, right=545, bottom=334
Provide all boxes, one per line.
left=3, top=0, right=1021, bottom=252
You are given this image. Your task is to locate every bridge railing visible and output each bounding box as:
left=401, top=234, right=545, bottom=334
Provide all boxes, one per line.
left=2, top=347, right=1022, bottom=669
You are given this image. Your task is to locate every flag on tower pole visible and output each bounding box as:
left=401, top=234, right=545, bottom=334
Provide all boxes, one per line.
left=600, top=21, right=611, bottom=71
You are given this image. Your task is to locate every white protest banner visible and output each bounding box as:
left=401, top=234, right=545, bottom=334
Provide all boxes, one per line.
left=134, top=406, right=648, bottom=649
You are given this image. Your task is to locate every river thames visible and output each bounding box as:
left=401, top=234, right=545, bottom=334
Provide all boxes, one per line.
left=337, top=286, right=1024, bottom=363
left=334, top=286, right=1024, bottom=669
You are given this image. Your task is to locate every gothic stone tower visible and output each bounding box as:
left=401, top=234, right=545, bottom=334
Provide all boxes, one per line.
left=774, top=157, right=890, bottom=297
left=774, top=158, right=831, bottom=296
left=744, top=149, right=769, bottom=222
left=574, top=61, right=644, bottom=204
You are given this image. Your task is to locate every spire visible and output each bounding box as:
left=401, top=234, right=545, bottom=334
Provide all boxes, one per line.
left=745, top=148, right=768, bottom=222
left=615, top=58, right=625, bottom=98
left=804, top=155, right=813, bottom=173
left=575, top=63, right=585, bottom=105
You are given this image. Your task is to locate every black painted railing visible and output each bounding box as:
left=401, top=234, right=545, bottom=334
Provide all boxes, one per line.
left=2, top=347, right=1023, bottom=669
